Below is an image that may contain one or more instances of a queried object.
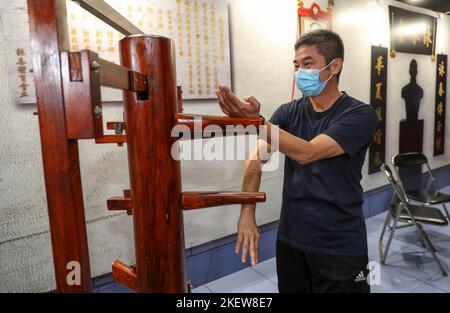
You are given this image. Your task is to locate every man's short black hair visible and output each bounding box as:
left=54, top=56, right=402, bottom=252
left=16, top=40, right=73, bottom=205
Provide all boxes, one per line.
left=295, top=30, right=345, bottom=81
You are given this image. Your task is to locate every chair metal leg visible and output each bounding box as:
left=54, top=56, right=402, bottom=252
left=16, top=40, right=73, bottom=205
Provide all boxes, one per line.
left=380, top=205, right=401, bottom=264
left=414, top=222, right=447, bottom=276
left=417, top=229, right=427, bottom=248
left=416, top=223, right=437, bottom=252
left=379, top=211, right=392, bottom=263
left=442, top=203, right=450, bottom=220
left=382, top=217, right=399, bottom=264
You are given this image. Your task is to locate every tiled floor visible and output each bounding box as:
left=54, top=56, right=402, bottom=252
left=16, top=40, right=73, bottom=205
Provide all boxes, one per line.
left=98, top=186, right=450, bottom=293
left=192, top=188, right=450, bottom=293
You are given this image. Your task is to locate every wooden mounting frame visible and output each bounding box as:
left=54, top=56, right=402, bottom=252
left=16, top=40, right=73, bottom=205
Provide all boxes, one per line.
left=28, top=0, right=266, bottom=293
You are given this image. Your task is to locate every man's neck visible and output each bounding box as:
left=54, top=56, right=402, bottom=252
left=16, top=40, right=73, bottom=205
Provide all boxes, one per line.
left=310, top=84, right=342, bottom=112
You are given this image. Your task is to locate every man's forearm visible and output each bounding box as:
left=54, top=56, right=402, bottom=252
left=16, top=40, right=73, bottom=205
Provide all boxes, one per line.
left=261, top=120, right=314, bottom=164
left=260, top=120, right=343, bottom=165
left=241, top=141, right=265, bottom=213
left=242, top=160, right=262, bottom=211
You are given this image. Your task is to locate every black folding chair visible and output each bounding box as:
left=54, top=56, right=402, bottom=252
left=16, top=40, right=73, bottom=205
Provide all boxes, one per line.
left=392, top=152, right=450, bottom=220
left=379, top=164, right=448, bottom=276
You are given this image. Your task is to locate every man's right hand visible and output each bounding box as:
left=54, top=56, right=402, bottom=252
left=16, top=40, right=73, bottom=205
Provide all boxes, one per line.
left=216, top=86, right=261, bottom=118
left=236, top=208, right=260, bottom=266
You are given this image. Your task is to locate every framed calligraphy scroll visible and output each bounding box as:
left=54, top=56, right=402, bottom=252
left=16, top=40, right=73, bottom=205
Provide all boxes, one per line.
left=369, top=46, right=388, bottom=174
left=389, top=6, right=437, bottom=61
left=434, top=54, right=447, bottom=156
left=0, top=0, right=232, bottom=103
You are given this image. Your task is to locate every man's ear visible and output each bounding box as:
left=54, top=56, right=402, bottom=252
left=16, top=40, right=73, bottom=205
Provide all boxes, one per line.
left=331, top=59, right=343, bottom=76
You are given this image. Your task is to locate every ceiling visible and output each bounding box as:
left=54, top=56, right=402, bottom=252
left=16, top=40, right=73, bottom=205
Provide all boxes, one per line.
left=395, top=0, right=450, bottom=14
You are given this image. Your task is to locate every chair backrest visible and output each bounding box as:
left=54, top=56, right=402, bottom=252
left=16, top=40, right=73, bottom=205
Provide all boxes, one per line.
left=392, top=153, right=428, bottom=168
left=381, top=163, right=409, bottom=204
left=392, top=153, right=438, bottom=192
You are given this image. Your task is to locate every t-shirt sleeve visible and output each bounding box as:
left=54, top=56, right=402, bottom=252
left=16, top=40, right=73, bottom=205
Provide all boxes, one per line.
left=269, top=103, right=288, bottom=131
left=323, top=105, right=377, bottom=157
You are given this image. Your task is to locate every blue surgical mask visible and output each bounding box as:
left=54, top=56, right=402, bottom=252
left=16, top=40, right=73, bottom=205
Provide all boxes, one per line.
left=295, top=59, right=336, bottom=97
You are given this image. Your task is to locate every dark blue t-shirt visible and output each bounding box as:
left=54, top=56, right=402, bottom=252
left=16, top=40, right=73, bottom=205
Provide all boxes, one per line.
left=269, top=93, right=377, bottom=256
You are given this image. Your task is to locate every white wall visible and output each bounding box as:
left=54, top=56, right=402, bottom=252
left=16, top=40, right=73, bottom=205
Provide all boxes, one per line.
left=0, top=0, right=449, bottom=292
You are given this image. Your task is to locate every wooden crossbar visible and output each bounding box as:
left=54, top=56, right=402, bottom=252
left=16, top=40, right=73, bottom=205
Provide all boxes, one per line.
left=72, top=0, right=144, bottom=36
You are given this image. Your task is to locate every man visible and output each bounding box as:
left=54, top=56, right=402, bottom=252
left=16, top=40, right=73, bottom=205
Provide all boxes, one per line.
left=216, top=30, right=377, bottom=293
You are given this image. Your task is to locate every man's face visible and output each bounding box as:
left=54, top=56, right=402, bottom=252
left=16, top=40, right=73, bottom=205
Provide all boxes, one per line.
left=293, top=45, right=341, bottom=83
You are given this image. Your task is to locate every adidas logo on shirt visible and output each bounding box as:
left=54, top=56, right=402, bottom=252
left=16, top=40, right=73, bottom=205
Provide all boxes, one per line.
left=354, top=271, right=366, bottom=283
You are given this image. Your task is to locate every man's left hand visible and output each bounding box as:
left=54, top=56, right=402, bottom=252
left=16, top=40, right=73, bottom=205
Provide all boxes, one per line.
left=216, top=86, right=261, bottom=118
